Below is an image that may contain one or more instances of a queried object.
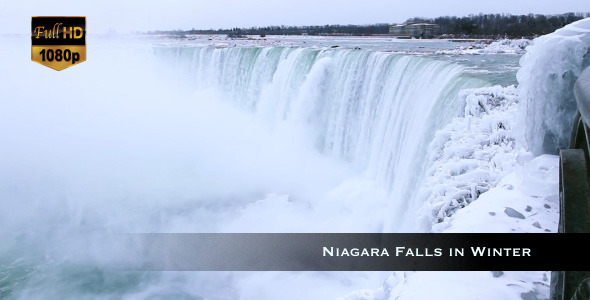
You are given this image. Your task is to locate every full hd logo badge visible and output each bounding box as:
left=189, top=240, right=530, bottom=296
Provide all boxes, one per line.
left=31, top=17, right=86, bottom=71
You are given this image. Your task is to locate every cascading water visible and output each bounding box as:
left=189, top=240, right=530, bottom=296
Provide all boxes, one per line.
left=155, top=46, right=489, bottom=230
left=3, top=18, right=587, bottom=299
left=0, top=37, right=497, bottom=299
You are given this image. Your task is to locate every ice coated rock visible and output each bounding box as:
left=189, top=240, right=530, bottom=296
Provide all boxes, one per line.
left=517, top=18, right=590, bottom=155
left=492, top=271, right=504, bottom=278
left=504, top=207, right=526, bottom=219
left=521, top=290, right=542, bottom=300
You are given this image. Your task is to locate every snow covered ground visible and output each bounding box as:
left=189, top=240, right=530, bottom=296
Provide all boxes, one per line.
left=442, top=154, right=559, bottom=234
left=341, top=270, right=551, bottom=300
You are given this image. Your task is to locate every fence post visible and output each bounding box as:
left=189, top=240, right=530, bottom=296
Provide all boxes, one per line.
left=551, top=66, right=590, bottom=300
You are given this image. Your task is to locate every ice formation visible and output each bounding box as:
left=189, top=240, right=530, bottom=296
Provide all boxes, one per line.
left=415, top=86, right=523, bottom=232
left=435, top=39, right=532, bottom=55
left=518, top=18, right=590, bottom=155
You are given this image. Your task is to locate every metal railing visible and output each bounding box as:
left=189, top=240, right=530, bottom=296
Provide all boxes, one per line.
left=551, top=66, right=590, bottom=300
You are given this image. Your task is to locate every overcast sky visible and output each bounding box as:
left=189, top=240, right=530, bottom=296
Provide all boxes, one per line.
left=0, top=0, right=588, bottom=34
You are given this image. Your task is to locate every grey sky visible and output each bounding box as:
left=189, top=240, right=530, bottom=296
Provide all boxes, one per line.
left=0, top=0, right=588, bottom=34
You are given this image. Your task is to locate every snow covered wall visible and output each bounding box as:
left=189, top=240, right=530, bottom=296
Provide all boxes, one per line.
left=518, top=18, right=590, bottom=155
left=155, top=47, right=488, bottom=230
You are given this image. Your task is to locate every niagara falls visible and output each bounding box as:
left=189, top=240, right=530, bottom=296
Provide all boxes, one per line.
left=1, top=2, right=590, bottom=300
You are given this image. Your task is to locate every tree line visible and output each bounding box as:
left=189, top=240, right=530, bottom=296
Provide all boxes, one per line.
left=145, top=12, right=589, bottom=39
left=408, top=12, right=589, bottom=38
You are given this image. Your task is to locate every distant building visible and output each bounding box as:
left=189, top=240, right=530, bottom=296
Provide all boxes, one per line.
left=389, top=23, right=439, bottom=39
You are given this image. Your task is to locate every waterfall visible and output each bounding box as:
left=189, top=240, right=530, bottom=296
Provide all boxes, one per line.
left=0, top=36, right=499, bottom=299
left=155, top=46, right=488, bottom=230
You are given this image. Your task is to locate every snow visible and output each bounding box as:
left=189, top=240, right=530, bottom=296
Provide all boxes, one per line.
left=383, top=271, right=549, bottom=300
left=338, top=270, right=552, bottom=300
left=443, top=154, right=559, bottom=233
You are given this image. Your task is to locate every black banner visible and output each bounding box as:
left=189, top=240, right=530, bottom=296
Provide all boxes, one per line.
left=108, top=233, right=590, bottom=271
